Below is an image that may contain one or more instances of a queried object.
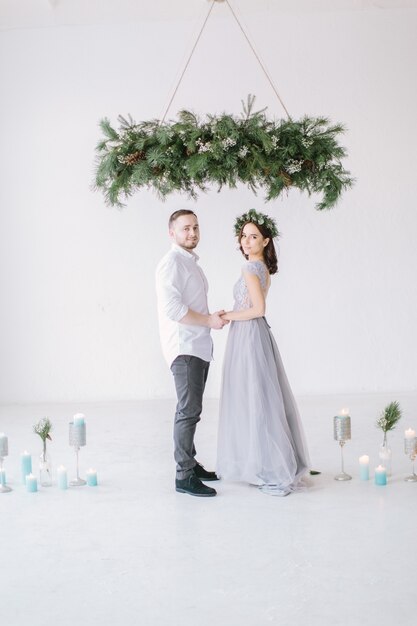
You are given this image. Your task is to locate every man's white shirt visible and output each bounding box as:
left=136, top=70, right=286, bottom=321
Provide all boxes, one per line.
left=155, top=244, right=213, bottom=367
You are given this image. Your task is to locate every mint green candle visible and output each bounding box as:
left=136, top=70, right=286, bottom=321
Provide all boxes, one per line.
left=26, top=473, right=38, bottom=492
left=21, top=451, right=32, bottom=483
left=57, top=465, right=68, bottom=490
left=375, top=465, right=387, bottom=486
left=359, top=455, right=370, bottom=481
left=86, top=469, right=98, bottom=486
left=73, top=413, right=85, bottom=427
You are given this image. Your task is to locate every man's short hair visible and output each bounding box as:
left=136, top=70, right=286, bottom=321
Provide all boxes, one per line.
left=168, top=210, right=197, bottom=229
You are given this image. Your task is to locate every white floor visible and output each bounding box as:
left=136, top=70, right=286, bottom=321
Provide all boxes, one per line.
left=1, top=393, right=417, bottom=626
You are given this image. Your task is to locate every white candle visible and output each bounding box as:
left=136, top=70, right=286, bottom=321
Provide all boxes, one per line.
left=0, top=433, right=8, bottom=456
left=338, top=408, right=350, bottom=417
left=405, top=428, right=416, bottom=439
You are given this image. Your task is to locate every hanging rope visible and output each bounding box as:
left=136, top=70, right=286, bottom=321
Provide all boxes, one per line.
left=160, top=1, right=216, bottom=123
left=224, top=0, right=291, bottom=120
left=160, top=0, right=291, bottom=123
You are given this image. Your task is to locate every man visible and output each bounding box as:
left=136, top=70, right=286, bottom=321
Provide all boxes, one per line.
left=155, top=210, right=228, bottom=497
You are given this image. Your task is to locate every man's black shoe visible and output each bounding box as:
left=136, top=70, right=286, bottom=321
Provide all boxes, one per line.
left=175, top=474, right=217, bottom=497
left=193, top=462, right=219, bottom=482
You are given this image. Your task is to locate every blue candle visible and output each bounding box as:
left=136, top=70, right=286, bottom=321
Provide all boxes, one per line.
left=26, top=473, right=38, bottom=493
left=359, top=455, right=370, bottom=481
left=375, top=465, right=387, bottom=486
left=86, top=468, right=98, bottom=487
left=57, top=465, right=68, bottom=490
left=21, top=451, right=32, bottom=483
left=73, top=413, right=85, bottom=427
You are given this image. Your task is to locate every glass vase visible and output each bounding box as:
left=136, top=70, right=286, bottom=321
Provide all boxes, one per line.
left=378, top=433, right=392, bottom=476
left=39, top=442, right=52, bottom=487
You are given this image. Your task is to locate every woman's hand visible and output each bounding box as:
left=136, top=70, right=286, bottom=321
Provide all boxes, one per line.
left=209, top=311, right=229, bottom=328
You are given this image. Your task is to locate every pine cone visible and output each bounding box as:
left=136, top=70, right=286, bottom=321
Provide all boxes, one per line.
left=303, top=159, right=315, bottom=171
left=280, top=170, right=292, bottom=187
left=124, top=150, right=145, bottom=165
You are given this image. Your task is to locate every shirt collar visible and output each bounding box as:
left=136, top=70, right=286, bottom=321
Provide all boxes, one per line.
left=171, top=243, right=200, bottom=262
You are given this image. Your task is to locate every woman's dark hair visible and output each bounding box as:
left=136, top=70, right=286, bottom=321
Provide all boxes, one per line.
left=238, top=221, right=278, bottom=275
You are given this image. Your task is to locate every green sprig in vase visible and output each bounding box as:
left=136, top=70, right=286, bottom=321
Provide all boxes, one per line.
left=33, top=417, right=53, bottom=487
left=376, top=401, right=402, bottom=476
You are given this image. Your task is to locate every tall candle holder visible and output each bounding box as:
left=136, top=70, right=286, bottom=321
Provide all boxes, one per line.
left=0, top=435, right=12, bottom=493
left=404, top=436, right=417, bottom=482
left=69, top=420, right=87, bottom=486
left=333, top=414, right=352, bottom=481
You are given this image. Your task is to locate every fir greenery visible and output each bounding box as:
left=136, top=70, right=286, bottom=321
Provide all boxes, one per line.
left=376, top=401, right=402, bottom=433
left=33, top=417, right=53, bottom=442
left=94, top=95, right=353, bottom=210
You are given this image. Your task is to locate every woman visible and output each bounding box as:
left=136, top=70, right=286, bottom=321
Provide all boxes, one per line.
left=216, top=209, right=310, bottom=496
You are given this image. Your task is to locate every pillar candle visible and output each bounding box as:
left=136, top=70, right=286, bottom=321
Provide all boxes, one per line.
left=26, top=473, right=38, bottom=493
left=57, top=465, right=68, bottom=490
left=405, top=428, right=416, bottom=439
left=73, top=413, right=86, bottom=427
left=359, top=455, right=370, bottom=480
left=21, top=451, right=32, bottom=483
left=0, top=468, right=6, bottom=486
left=86, top=468, right=98, bottom=487
left=0, top=433, right=8, bottom=456
left=374, top=465, right=387, bottom=486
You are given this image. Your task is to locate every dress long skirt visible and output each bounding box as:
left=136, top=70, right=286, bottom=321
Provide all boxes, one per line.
left=216, top=317, right=310, bottom=495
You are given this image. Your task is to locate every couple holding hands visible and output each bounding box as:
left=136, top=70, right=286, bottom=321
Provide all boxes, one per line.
left=156, top=208, right=310, bottom=497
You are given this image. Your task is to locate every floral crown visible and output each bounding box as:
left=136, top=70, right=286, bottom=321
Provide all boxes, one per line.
left=234, top=209, right=279, bottom=238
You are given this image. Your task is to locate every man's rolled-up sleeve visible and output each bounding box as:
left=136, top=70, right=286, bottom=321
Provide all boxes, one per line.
left=156, top=261, right=189, bottom=322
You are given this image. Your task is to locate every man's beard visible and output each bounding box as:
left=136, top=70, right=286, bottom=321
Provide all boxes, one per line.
left=182, top=240, right=198, bottom=249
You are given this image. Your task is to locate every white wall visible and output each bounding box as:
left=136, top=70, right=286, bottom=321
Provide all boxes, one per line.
left=1, top=2, right=416, bottom=403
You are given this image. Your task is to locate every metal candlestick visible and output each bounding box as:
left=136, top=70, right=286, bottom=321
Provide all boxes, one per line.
left=404, top=437, right=417, bottom=482
left=0, top=434, right=11, bottom=492
left=69, top=422, right=87, bottom=486
left=333, top=415, right=352, bottom=481
left=0, top=456, right=12, bottom=493
left=0, top=434, right=12, bottom=493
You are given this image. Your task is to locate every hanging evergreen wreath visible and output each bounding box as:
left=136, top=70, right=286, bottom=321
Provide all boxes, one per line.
left=94, top=96, right=353, bottom=210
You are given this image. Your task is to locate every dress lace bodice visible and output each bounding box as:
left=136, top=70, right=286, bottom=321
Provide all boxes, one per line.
left=233, top=260, right=269, bottom=311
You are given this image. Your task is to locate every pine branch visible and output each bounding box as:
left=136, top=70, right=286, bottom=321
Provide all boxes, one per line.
left=98, top=118, right=119, bottom=141
left=93, top=96, right=354, bottom=208
left=376, top=401, right=402, bottom=433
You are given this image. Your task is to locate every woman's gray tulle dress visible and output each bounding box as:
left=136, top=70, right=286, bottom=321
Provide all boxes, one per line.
left=216, top=260, right=310, bottom=495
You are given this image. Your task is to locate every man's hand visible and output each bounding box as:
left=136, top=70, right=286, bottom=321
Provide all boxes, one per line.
left=208, top=310, right=229, bottom=329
